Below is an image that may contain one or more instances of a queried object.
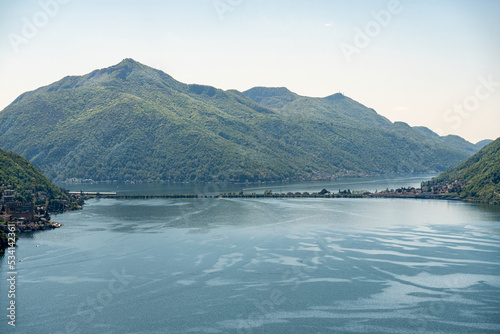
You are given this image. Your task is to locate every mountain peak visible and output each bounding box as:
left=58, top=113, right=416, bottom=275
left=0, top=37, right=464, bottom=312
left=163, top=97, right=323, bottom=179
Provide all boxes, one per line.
left=10, top=58, right=184, bottom=105
left=323, top=92, right=345, bottom=101
left=120, top=57, right=138, bottom=63
left=242, top=87, right=298, bottom=109
left=87, top=58, right=185, bottom=92
left=116, top=58, right=143, bottom=68
left=108, top=58, right=147, bottom=74
left=244, top=87, right=296, bottom=98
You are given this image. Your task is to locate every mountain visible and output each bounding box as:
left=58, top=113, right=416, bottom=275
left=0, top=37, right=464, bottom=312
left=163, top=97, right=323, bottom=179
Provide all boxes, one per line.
left=0, top=149, right=64, bottom=199
left=244, top=87, right=393, bottom=129
left=243, top=88, right=479, bottom=157
left=428, top=137, right=500, bottom=204
left=476, top=139, right=493, bottom=150
left=0, top=59, right=482, bottom=183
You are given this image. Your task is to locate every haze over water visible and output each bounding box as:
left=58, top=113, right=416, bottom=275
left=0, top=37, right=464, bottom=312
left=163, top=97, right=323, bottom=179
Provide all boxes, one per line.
left=1, top=176, right=500, bottom=333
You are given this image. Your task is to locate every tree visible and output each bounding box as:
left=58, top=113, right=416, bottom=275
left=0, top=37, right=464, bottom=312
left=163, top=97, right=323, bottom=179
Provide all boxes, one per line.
left=13, top=194, right=24, bottom=203
left=319, top=189, right=330, bottom=195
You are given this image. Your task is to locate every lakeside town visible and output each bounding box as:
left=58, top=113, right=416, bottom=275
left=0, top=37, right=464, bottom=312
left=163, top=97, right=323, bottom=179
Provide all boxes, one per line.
left=0, top=177, right=469, bottom=234
left=75, top=179, right=466, bottom=201
left=0, top=186, right=81, bottom=233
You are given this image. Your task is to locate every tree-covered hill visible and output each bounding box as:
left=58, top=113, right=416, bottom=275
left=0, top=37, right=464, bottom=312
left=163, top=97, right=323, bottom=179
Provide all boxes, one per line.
left=0, top=149, right=65, bottom=199
left=475, top=139, right=494, bottom=150
left=427, top=137, right=500, bottom=204
left=243, top=87, right=479, bottom=158
left=0, top=59, right=482, bottom=182
left=0, top=149, right=71, bottom=253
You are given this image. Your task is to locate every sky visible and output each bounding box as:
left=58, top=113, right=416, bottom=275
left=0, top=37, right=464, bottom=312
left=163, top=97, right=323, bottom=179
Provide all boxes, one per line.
left=0, top=0, right=499, bottom=143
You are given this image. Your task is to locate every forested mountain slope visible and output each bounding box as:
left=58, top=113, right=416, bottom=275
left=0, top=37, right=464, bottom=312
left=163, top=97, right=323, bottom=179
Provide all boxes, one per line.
left=0, top=59, right=480, bottom=182
left=428, top=137, right=500, bottom=204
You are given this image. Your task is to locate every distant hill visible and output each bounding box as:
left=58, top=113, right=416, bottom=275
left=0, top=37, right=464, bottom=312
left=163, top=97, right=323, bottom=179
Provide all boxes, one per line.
left=475, top=139, right=493, bottom=150
left=243, top=88, right=479, bottom=158
left=0, top=59, right=483, bottom=182
left=0, top=149, right=64, bottom=199
left=428, top=137, right=500, bottom=204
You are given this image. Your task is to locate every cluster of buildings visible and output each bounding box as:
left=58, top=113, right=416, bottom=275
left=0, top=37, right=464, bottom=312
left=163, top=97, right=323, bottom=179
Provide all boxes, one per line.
left=0, top=188, right=62, bottom=232
left=369, top=181, right=467, bottom=200
left=421, top=180, right=466, bottom=193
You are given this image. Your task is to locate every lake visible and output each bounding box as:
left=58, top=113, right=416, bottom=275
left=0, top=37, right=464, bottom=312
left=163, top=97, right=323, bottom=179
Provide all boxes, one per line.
left=1, top=175, right=500, bottom=333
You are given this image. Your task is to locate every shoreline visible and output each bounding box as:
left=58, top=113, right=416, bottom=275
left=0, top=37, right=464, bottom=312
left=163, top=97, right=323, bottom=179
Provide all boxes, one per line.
left=79, top=191, right=476, bottom=203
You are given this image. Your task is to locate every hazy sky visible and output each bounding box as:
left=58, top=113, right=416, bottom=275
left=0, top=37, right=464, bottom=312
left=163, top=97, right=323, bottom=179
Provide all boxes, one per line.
left=1, top=0, right=499, bottom=143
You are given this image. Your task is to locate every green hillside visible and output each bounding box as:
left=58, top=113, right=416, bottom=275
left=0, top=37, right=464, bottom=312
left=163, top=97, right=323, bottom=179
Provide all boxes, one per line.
left=0, top=149, right=65, bottom=200
left=428, top=137, right=500, bottom=204
left=243, top=87, right=479, bottom=157
left=0, top=59, right=481, bottom=183
left=0, top=149, right=69, bottom=253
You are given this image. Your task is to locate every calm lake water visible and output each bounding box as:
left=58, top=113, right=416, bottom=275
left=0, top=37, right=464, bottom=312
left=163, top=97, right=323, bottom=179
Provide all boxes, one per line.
left=2, top=175, right=500, bottom=333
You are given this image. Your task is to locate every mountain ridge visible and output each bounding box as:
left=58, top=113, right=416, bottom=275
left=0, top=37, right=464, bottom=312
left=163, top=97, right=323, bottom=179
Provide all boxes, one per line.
left=0, top=58, right=484, bottom=183
left=242, top=86, right=479, bottom=157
